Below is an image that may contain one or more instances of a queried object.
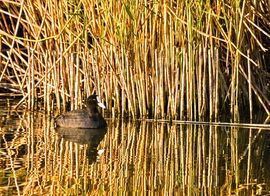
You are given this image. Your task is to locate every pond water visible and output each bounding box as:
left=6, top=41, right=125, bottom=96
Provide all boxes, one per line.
left=0, top=99, right=270, bottom=195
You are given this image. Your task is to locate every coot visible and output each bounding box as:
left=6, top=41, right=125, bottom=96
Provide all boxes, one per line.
left=55, top=95, right=107, bottom=128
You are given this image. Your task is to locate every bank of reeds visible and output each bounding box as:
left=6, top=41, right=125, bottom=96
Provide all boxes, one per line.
left=1, top=0, right=270, bottom=121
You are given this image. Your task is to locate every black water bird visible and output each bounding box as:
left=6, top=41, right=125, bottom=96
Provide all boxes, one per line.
left=55, top=94, right=107, bottom=129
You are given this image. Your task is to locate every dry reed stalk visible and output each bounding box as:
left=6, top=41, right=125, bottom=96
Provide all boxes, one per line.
left=247, top=50, right=252, bottom=122
left=238, top=64, right=270, bottom=115
left=198, top=45, right=203, bottom=119
left=208, top=49, right=213, bottom=120
left=214, top=48, right=219, bottom=120
left=179, top=49, right=185, bottom=120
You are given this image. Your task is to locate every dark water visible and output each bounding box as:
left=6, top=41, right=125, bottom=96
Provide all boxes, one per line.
left=0, top=99, right=270, bottom=195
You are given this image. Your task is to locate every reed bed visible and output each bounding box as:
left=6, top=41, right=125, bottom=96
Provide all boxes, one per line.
left=1, top=0, right=270, bottom=121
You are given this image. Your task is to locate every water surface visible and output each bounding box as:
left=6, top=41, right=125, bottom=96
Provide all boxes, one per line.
left=0, top=99, right=270, bottom=195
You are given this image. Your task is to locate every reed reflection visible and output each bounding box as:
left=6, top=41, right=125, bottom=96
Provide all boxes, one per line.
left=0, top=106, right=270, bottom=195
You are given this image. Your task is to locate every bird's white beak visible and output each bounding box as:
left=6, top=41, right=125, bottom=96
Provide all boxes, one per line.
left=98, top=102, right=106, bottom=109
left=97, top=96, right=106, bottom=109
